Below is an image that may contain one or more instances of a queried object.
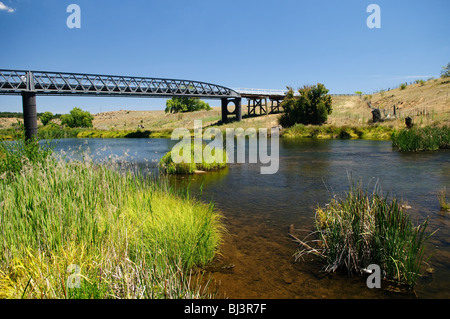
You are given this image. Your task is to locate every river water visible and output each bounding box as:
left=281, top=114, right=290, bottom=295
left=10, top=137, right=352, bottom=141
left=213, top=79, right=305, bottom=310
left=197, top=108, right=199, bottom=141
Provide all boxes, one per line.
left=47, top=137, right=450, bottom=299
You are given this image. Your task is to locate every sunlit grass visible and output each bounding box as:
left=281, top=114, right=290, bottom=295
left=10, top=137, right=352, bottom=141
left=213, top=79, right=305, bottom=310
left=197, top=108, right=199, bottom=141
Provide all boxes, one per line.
left=0, top=140, right=223, bottom=299
left=392, top=125, right=450, bottom=152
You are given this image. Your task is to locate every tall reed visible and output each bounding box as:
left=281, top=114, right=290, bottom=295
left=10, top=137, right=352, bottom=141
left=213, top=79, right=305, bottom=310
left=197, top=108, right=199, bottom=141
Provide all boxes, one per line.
left=0, top=142, right=223, bottom=298
left=392, top=125, right=450, bottom=152
left=295, top=182, right=432, bottom=288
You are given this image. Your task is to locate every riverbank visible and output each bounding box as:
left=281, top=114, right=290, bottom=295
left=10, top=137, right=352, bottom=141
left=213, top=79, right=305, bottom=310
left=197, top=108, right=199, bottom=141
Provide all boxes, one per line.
left=0, top=140, right=223, bottom=299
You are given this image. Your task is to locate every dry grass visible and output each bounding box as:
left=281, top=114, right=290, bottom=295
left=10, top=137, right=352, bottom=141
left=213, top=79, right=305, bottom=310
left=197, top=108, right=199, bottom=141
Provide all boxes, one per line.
left=1, top=77, right=448, bottom=134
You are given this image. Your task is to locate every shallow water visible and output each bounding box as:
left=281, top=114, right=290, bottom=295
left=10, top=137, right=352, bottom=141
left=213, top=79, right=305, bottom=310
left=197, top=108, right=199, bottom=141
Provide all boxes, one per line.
left=48, top=138, right=450, bottom=298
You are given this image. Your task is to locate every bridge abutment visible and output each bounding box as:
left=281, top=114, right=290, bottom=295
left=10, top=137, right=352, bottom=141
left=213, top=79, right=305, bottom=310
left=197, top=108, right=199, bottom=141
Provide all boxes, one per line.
left=21, top=91, right=38, bottom=141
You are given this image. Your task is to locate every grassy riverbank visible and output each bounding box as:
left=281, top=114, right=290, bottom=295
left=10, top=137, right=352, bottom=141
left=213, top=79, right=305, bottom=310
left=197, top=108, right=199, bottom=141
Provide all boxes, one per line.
left=280, top=123, right=394, bottom=140
left=0, top=140, right=223, bottom=299
left=392, top=125, right=450, bottom=152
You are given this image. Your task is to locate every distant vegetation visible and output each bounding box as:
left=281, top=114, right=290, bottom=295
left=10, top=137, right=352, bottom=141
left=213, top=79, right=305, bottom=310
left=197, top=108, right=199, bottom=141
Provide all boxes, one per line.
left=165, top=97, right=211, bottom=114
left=40, top=111, right=54, bottom=126
left=392, top=125, right=450, bottom=152
left=441, top=62, right=450, bottom=78
left=0, top=112, right=62, bottom=119
left=61, top=107, right=94, bottom=128
left=281, top=123, right=393, bottom=140
left=279, top=83, right=332, bottom=127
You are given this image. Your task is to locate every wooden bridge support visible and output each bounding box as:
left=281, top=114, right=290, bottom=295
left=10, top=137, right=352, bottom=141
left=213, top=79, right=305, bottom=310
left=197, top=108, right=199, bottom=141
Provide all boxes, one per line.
left=221, top=97, right=242, bottom=123
left=269, top=99, right=283, bottom=113
left=21, top=92, right=38, bottom=141
left=247, top=97, right=267, bottom=115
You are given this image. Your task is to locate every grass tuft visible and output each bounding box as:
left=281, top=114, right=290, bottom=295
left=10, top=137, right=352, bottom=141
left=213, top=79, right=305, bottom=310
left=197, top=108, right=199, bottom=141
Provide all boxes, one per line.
left=294, top=181, right=433, bottom=288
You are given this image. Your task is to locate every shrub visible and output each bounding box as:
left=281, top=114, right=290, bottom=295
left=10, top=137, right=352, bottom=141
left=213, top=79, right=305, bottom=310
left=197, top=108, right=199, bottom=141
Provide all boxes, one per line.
left=40, top=112, right=54, bottom=126
left=165, top=97, right=211, bottom=114
left=441, top=62, right=450, bottom=78
left=279, top=83, right=332, bottom=127
left=61, top=107, right=94, bottom=128
left=400, top=83, right=407, bottom=90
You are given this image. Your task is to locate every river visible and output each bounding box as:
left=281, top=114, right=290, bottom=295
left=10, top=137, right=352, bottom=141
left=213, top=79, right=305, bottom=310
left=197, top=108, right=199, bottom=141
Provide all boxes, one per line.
left=47, top=137, right=450, bottom=299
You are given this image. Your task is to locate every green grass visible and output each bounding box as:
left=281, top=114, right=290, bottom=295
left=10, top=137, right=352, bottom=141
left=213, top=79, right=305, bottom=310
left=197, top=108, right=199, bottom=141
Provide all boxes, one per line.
left=0, top=140, right=223, bottom=299
left=438, top=187, right=450, bottom=211
left=295, top=181, right=432, bottom=288
left=281, top=123, right=394, bottom=140
left=77, top=129, right=173, bottom=139
left=392, top=125, right=450, bottom=152
left=159, top=142, right=228, bottom=175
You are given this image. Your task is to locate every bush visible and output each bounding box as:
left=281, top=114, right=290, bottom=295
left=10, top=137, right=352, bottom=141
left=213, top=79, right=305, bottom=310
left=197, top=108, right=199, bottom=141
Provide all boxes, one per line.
left=279, top=83, right=332, bottom=127
left=441, top=62, right=450, bottom=78
left=400, top=83, right=407, bottom=90
left=61, top=107, right=94, bottom=128
left=40, top=112, right=54, bottom=126
left=165, top=97, right=211, bottom=114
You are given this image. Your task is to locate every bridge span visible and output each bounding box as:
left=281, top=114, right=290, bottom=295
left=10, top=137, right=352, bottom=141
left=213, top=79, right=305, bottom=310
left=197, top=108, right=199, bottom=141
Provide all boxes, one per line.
left=0, top=69, right=246, bottom=140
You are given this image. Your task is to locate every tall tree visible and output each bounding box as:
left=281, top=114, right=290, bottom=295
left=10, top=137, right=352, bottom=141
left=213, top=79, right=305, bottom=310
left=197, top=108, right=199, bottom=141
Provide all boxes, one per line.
left=165, top=97, right=211, bottom=113
left=279, top=83, right=332, bottom=127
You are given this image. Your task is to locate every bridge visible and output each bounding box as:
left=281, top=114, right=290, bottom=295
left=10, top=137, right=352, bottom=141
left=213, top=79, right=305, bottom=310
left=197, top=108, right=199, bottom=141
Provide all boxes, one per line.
left=0, top=69, right=245, bottom=140
left=0, top=69, right=356, bottom=140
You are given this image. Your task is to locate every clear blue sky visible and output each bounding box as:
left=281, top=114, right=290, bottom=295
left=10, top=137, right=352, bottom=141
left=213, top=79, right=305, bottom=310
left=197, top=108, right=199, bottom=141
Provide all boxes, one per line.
left=0, top=0, right=449, bottom=114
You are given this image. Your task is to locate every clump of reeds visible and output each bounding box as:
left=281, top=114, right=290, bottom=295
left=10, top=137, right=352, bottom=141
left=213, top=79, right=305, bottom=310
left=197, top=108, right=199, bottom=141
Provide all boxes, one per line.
left=294, top=181, right=432, bottom=288
left=438, top=187, right=449, bottom=211
left=159, top=142, right=227, bottom=174
left=0, top=140, right=223, bottom=299
left=392, top=125, right=450, bottom=152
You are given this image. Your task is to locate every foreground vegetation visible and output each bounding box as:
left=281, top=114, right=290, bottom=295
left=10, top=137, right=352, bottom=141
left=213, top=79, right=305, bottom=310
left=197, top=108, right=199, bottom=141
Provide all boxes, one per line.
left=391, top=125, right=450, bottom=152
left=294, top=182, right=432, bottom=288
left=0, top=140, right=223, bottom=299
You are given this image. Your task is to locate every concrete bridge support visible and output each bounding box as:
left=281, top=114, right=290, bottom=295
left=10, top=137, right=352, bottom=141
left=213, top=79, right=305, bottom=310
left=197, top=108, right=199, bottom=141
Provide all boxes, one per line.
left=21, top=92, right=38, bottom=141
left=221, top=97, right=242, bottom=123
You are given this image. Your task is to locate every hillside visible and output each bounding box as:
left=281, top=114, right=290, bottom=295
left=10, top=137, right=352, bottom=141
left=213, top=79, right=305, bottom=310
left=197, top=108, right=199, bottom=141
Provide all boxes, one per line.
left=1, top=77, right=448, bottom=133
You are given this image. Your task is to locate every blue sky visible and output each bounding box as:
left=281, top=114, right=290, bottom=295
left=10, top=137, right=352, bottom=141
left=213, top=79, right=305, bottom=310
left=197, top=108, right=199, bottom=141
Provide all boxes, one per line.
left=0, top=0, right=449, bottom=114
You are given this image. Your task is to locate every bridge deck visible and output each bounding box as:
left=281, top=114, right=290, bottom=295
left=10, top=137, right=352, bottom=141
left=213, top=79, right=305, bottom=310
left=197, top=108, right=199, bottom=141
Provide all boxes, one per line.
left=0, top=70, right=240, bottom=99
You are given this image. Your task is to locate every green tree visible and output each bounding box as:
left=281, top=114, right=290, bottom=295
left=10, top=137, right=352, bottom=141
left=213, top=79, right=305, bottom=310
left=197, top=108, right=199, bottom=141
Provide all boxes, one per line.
left=61, top=107, right=94, bottom=128
left=441, top=62, right=450, bottom=78
left=40, top=112, right=54, bottom=126
left=165, top=97, right=211, bottom=114
left=279, top=83, right=332, bottom=127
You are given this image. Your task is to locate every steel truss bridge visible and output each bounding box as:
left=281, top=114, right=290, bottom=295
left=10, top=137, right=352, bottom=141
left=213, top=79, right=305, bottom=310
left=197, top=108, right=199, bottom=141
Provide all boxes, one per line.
left=0, top=69, right=357, bottom=140
left=0, top=69, right=244, bottom=139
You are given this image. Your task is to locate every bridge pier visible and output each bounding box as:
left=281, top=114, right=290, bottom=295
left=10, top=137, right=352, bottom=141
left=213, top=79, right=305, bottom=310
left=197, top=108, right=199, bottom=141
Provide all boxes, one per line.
left=21, top=92, right=38, bottom=141
left=221, top=97, right=242, bottom=123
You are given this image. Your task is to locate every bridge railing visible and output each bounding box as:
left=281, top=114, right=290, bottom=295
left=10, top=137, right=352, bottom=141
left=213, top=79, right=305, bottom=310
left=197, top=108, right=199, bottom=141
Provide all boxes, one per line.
left=235, top=88, right=292, bottom=96
left=0, top=70, right=240, bottom=98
